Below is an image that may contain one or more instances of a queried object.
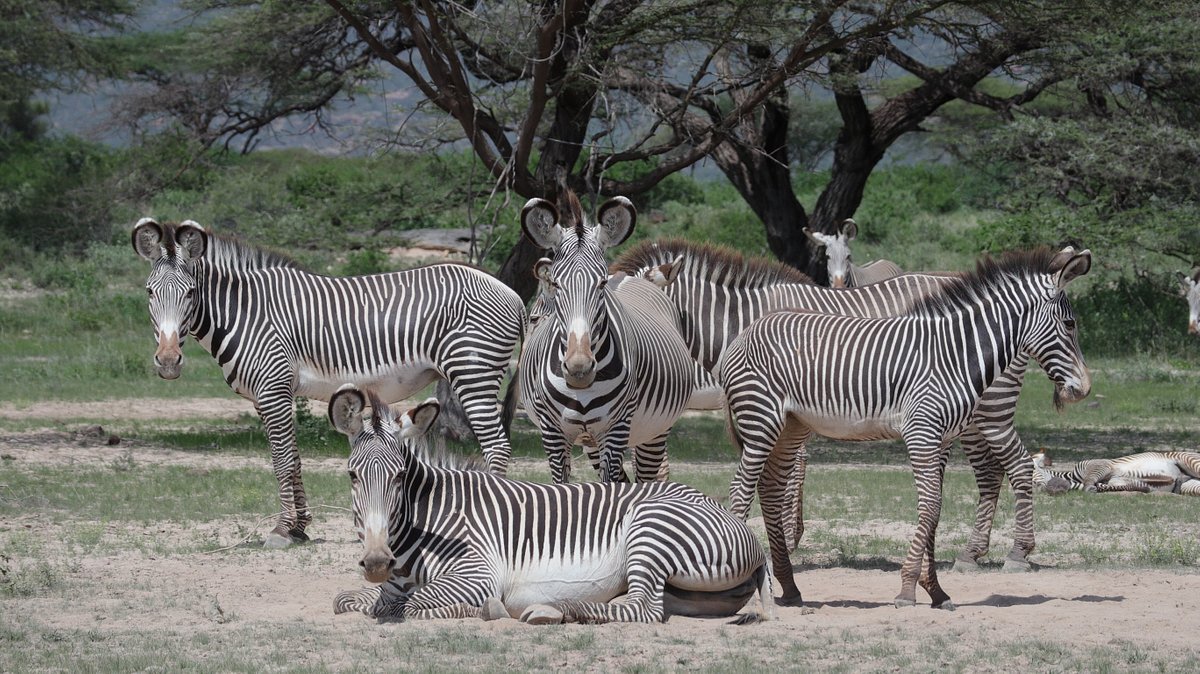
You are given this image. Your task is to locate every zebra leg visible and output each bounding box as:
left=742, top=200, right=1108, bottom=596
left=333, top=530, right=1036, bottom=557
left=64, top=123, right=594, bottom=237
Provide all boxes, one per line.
left=896, top=440, right=953, bottom=610
left=389, top=571, right=494, bottom=621
left=598, top=421, right=634, bottom=483
left=954, top=424, right=1003, bottom=570
left=256, top=393, right=309, bottom=548
left=1096, top=478, right=1152, bottom=493
left=442, top=361, right=512, bottom=476
left=1176, top=479, right=1200, bottom=496
left=725, top=391, right=785, bottom=519
left=633, top=432, right=670, bottom=483
left=542, top=427, right=573, bottom=484
left=758, top=443, right=804, bottom=605
left=776, top=420, right=812, bottom=553
left=334, top=578, right=410, bottom=617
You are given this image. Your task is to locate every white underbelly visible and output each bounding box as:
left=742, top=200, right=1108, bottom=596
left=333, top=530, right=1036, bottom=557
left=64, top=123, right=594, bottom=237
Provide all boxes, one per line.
left=295, top=362, right=440, bottom=402
left=1118, top=457, right=1183, bottom=479
left=799, top=411, right=902, bottom=441
left=501, top=548, right=628, bottom=612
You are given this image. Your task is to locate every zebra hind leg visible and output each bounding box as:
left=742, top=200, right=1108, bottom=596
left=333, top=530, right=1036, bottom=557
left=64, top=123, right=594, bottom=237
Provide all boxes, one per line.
left=954, top=425, right=1002, bottom=571
left=758, top=444, right=804, bottom=605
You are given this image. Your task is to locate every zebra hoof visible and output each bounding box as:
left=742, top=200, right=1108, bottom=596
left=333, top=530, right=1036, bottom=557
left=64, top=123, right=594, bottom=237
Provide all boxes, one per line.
left=775, top=594, right=805, bottom=607
left=1002, top=558, right=1032, bottom=573
left=481, top=597, right=510, bottom=621
left=894, top=597, right=916, bottom=609
left=952, top=557, right=980, bottom=573
left=288, top=528, right=310, bottom=543
left=933, top=600, right=957, bottom=612
left=520, top=604, right=564, bottom=625
left=263, top=532, right=293, bottom=549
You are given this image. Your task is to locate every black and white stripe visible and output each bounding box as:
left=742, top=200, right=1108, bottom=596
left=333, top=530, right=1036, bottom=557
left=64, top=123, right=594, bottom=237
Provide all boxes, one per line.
left=612, top=240, right=1046, bottom=572
left=517, top=192, right=696, bottom=483
left=1032, top=450, right=1200, bottom=495
left=329, top=385, right=772, bottom=624
left=133, top=219, right=525, bottom=547
left=714, top=247, right=1093, bottom=609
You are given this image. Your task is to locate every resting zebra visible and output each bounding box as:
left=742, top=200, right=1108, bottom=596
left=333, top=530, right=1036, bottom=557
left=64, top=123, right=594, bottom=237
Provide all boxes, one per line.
left=329, top=385, right=773, bottom=624
left=1032, top=451, right=1200, bottom=495
left=803, top=219, right=903, bottom=287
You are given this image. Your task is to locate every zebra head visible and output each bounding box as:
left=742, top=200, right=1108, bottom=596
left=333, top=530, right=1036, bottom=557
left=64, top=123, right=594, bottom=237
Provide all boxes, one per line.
left=329, top=385, right=440, bottom=584
left=804, top=219, right=857, bottom=288
left=522, top=192, right=636, bottom=389
left=1023, top=247, right=1094, bottom=411
left=1181, top=268, right=1200, bottom=336
left=132, top=218, right=207, bottom=380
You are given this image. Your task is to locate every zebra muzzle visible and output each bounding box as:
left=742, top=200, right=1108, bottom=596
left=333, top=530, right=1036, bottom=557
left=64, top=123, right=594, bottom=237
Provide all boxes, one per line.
left=360, top=549, right=396, bottom=584
left=563, top=333, right=597, bottom=389
left=154, top=333, right=183, bottom=380
left=1189, top=320, right=1198, bottom=335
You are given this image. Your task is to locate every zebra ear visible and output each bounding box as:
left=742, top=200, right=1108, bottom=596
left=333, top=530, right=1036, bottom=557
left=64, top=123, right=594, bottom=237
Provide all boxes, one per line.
left=647, top=255, right=684, bottom=288
left=839, top=219, right=858, bottom=241
left=329, top=385, right=366, bottom=437
left=533, top=257, right=553, bottom=285
left=803, top=227, right=825, bottom=247
left=522, top=199, right=561, bottom=249
left=1054, top=249, right=1092, bottom=289
left=596, top=197, right=636, bottom=249
left=401, top=398, right=440, bottom=440
left=1191, top=268, right=1200, bottom=285
left=175, top=221, right=208, bottom=261
left=132, top=218, right=164, bottom=261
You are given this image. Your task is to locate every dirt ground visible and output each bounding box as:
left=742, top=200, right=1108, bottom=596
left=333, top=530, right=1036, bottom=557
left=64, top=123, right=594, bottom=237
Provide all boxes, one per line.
left=2, top=400, right=1199, bottom=672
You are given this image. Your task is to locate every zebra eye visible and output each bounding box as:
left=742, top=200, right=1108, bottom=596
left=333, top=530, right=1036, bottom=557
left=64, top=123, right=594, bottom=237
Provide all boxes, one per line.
left=597, top=277, right=608, bottom=289
left=1064, top=318, right=1077, bottom=330
left=186, top=288, right=197, bottom=300
left=347, top=470, right=359, bottom=484
left=146, top=288, right=154, bottom=299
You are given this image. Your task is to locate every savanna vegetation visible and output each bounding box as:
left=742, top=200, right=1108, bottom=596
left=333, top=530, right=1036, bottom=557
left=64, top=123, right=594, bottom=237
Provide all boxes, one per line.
left=1, top=1, right=1198, bottom=670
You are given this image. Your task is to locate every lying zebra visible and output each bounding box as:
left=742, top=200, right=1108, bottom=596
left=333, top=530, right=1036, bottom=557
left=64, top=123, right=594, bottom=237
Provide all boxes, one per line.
left=1032, top=451, right=1200, bottom=495
left=329, top=385, right=773, bottom=624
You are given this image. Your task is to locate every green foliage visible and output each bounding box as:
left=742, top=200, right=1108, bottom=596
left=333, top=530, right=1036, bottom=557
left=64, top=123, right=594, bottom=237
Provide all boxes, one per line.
left=338, top=249, right=390, bottom=277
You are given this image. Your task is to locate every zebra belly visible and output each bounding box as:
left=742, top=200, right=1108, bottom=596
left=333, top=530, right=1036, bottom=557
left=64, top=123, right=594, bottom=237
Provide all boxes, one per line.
left=295, top=362, right=440, bottom=402
left=798, top=410, right=902, bottom=442
left=1115, top=457, right=1183, bottom=480
left=500, top=548, right=629, bottom=611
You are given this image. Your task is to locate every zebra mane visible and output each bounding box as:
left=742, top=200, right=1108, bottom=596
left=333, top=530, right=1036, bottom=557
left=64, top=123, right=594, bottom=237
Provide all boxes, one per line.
left=363, top=389, right=485, bottom=473
left=906, top=247, right=1065, bottom=317
left=610, top=238, right=814, bottom=288
left=558, top=187, right=587, bottom=241
left=168, top=223, right=300, bottom=271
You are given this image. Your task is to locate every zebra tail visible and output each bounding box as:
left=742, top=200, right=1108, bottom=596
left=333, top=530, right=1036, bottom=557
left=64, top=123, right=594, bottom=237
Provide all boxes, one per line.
left=500, top=365, right=520, bottom=435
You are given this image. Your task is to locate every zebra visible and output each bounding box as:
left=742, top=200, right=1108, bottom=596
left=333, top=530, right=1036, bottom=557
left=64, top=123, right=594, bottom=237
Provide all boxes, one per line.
left=716, top=247, right=1093, bottom=609
left=1182, top=268, right=1199, bottom=335
left=328, top=384, right=774, bottom=624
left=1032, top=450, right=1200, bottom=496
left=611, top=240, right=1049, bottom=572
left=518, top=191, right=697, bottom=484
left=132, top=219, right=525, bottom=548
left=803, top=219, right=904, bottom=287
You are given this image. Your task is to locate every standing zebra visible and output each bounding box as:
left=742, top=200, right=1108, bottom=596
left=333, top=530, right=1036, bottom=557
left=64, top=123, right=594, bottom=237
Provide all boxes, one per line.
left=1032, top=450, right=1200, bottom=495
left=611, top=240, right=1046, bottom=571
left=132, top=219, right=524, bottom=547
left=717, top=247, right=1093, bottom=609
left=1182, top=268, right=1199, bottom=335
left=803, top=219, right=903, bottom=287
left=329, top=385, right=773, bottom=624
left=518, top=192, right=696, bottom=483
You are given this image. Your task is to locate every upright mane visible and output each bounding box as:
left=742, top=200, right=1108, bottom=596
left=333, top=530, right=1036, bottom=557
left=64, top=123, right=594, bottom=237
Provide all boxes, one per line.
left=906, top=247, right=1063, bottom=317
left=364, top=389, right=485, bottom=473
left=170, top=223, right=299, bottom=272
left=610, top=238, right=813, bottom=289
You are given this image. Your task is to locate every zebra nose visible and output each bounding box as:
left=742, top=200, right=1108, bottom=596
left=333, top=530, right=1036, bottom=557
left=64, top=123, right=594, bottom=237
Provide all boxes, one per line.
left=360, top=552, right=396, bottom=583
left=154, top=352, right=183, bottom=380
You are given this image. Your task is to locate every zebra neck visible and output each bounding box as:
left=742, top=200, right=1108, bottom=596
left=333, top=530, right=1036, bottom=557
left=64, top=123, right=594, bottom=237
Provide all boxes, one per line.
left=937, top=297, right=1026, bottom=399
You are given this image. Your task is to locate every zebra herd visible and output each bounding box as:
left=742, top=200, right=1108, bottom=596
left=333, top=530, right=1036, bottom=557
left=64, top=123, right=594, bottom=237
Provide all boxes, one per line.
left=133, top=190, right=1198, bottom=624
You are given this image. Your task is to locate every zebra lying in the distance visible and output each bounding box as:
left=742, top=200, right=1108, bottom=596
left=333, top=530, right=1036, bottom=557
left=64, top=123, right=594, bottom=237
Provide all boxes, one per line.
left=328, top=385, right=773, bottom=624
left=1032, top=450, right=1200, bottom=496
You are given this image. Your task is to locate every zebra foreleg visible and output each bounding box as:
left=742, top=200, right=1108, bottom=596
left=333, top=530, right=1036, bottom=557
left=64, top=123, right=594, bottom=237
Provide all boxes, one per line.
left=542, top=429, right=574, bottom=484
left=388, top=571, right=494, bottom=621
left=633, top=433, right=670, bottom=483
left=257, top=393, right=310, bottom=548
left=774, top=420, right=811, bottom=553
left=897, top=442, right=953, bottom=610
left=597, top=422, right=634, bottom=483
left=333, top=579, right=409, bottom=617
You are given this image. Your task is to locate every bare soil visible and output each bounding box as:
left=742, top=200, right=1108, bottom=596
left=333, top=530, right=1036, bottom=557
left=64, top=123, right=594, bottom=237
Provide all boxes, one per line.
left=2, top=405, right=1198, bottom=672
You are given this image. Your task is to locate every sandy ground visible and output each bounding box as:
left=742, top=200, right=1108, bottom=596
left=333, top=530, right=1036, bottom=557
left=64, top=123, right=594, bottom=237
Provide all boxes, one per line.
left=2, top=406, right=1199, bottom=671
